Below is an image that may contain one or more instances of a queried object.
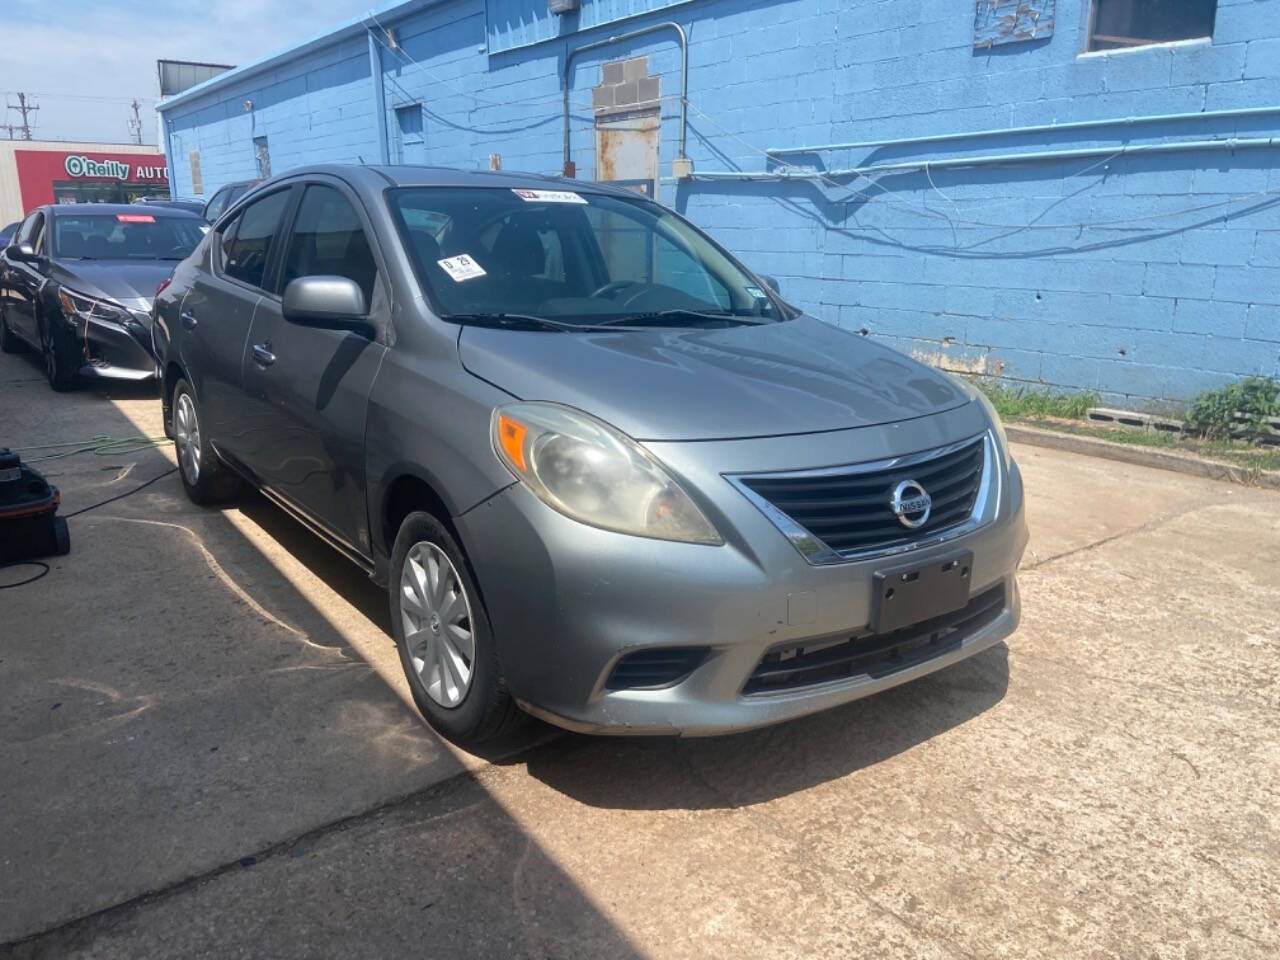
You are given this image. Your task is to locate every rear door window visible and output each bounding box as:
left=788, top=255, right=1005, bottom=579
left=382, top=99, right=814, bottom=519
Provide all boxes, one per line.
left=223, top=190, right=292, bottom=291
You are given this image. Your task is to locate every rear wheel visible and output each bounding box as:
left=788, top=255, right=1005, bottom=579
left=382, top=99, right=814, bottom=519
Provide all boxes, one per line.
left=172, top=378, right=242, bottom=504
left=39, top=314, right=78, bottom=391
left=390, top=511, right=521, bottom=746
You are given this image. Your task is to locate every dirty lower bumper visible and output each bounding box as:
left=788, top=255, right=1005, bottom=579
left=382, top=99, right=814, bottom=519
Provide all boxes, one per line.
left=456, top=407, right=1029, bottom=737
left=72, top=313, right=158, bottom=380
left=518, top=581, right=1018, bottom=736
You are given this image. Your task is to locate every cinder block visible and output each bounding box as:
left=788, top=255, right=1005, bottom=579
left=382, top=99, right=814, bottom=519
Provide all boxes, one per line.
left=1246, top=304, right=1280, bottom=342
left=622, top=56, right=648, bottom=82
left=1215, top=265, right=1280, bottom=304
left=1144, top=262, right=1215, bottom=300
left=602, top=61, right=624, bottom=85
left=1173, top=299, right=1248, bottom=338
left=592, top=85, right=615, bottom=110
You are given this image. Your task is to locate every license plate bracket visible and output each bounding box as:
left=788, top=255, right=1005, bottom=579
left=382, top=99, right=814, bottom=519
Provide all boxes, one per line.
left=871, top=552, right=973, bottom=634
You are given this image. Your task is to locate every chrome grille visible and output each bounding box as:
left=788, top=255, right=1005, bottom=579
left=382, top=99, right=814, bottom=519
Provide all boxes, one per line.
left=730, top=434, right=991, bottom=564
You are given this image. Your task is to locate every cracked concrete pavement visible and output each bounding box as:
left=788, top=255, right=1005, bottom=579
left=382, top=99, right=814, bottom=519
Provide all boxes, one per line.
left=1, top=345, right=1277, bottom=958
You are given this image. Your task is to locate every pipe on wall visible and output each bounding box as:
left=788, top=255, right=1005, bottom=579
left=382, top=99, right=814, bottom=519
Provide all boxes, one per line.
left=561, top=20, right=688, bottom=177
left=766, top=104, right=1280, bottom=157
left=689, top=136, right=1280, bottom=182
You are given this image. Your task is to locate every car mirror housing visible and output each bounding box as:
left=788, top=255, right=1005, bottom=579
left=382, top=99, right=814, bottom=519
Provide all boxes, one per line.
left=759, top=274, right=781, bottom=295
left=282, top=276, right=371, bottom=334
left=5, top=242, right=36, bottom=263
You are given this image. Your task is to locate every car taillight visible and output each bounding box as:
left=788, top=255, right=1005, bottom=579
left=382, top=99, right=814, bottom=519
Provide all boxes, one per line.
left=155, top=277, right=172, bottom=297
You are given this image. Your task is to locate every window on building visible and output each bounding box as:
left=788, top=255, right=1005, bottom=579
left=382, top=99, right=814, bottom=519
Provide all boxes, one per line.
left=1088, top=0, right=1217, bottom=51
left=395, top=104, right=425, bottom=164
left=254, top=136, right=271, bottom=179
left=280, top=185, right=379, bottom=305
left=223, top=188, right=291, bottom=290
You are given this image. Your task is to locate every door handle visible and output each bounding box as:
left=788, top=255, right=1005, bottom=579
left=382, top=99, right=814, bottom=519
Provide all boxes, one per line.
left=251, top=342, right=275, bottom=367
left=180, top=312, right=198, bottom=331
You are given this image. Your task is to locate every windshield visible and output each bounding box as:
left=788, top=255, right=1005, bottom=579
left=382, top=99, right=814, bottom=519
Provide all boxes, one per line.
left=52, top=213, right=206, bottom=261
left=389, top=187, right=790, bottom=327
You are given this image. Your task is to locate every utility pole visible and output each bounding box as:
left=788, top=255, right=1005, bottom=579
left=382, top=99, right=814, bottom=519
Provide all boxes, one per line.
left=6, top=92, right=37, bottom=141
left=128, top=99, right=143, bottom=145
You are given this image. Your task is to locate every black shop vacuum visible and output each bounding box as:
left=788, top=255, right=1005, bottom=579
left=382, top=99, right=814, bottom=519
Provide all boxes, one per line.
left=0, top=447, right=70, bottom=563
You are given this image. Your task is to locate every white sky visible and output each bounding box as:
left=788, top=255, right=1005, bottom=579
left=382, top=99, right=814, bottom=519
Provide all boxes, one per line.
left=1, top=0, right=371, bottom=145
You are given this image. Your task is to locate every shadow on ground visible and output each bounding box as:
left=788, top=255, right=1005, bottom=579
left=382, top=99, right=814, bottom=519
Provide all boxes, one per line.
left=520, top=644, right=1009, bottom=810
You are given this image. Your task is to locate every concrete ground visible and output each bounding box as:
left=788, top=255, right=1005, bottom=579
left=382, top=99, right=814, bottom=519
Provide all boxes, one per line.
left=1, top=343, right=1277, bottom=959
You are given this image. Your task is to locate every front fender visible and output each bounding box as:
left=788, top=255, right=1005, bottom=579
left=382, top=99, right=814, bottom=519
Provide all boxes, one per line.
left=364, top=344, right=517, bottom=573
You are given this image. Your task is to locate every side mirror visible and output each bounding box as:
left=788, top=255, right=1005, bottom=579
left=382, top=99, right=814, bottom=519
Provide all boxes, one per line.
left=282, top=276, right=371, bottom=334
left=759, top=274, right=781, bottom=295
left=5, top=243, right=36, bottom=263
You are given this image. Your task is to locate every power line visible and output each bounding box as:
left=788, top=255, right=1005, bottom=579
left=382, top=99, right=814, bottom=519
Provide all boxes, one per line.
left=1, top=90, right=156, bottom=105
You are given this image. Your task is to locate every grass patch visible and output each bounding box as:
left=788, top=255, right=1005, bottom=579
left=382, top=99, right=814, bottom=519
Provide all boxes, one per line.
left=976, top=382, right=1100, bottom=421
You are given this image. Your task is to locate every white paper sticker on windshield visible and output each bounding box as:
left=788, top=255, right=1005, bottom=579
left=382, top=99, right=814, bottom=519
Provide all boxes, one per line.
left=511, top=188, right=587, bottom=204
left=437, top=254, right=487, bottom=282
left=744, top=285, right=767, bottom=299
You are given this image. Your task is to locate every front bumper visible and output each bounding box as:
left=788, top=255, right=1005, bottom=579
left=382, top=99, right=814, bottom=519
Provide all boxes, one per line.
left=456, top=402, right=1028, bottom=736
left=63, top=311, right=158, bottom=381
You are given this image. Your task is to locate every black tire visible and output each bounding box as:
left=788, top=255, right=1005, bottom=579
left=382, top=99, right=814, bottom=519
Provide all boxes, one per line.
left=39, top=313, right=78, bottom=391
left=389, top=511, right=521, bottom=746
left=171, top=377, right=242, bottom=505
left=0, top=303, right=21, bottom=353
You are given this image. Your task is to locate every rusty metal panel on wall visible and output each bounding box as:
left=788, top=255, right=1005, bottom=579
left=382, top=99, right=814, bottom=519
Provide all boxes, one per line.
left=973, top=0, right=1055, bottom=48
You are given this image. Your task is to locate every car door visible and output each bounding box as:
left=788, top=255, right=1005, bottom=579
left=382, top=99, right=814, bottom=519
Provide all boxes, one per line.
left=6, top=211, right=46, bottom=343
left=180, top=186, right=294, bottom=468
left=240, top=180, right=388, bottom=557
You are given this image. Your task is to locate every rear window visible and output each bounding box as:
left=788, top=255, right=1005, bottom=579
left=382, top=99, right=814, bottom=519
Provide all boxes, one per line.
left=53, top=214, right=205, bottom=261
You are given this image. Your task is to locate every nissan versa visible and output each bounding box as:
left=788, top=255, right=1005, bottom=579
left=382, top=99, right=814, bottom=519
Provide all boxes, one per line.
left=152, top=164, right=1027, bottom=746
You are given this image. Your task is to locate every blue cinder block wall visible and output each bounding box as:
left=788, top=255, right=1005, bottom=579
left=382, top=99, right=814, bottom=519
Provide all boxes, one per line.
left=159, top=0, right=1280, bottom=408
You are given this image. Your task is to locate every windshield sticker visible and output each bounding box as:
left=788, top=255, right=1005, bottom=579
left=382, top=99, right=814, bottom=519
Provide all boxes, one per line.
left=437, top=254, right=487, bottom=282
left=511, top=188, right=587, bottom=204
left=744, top=285, right=767, bottom=299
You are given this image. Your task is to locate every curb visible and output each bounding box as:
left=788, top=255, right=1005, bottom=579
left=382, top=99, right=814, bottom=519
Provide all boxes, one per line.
left=1005, top=423, right=1280, bottom=491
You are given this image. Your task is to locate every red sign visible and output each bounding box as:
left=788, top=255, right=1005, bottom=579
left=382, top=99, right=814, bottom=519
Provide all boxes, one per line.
left=14, top=149, right=169, bottom=213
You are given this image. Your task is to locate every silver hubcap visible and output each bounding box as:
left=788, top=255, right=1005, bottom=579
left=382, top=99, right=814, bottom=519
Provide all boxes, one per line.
left=174, top=392, right=202, bottom=485
left=400, top=541, right=474, bottom=708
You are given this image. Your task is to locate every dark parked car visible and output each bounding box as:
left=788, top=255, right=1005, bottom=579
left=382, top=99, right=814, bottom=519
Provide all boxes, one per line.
left=135, top=196, right=207, bottom=218
left=0, top=221, right=19, bottom=249
left=0, top=204, right=206, bottom=389
left=201, top=179, right=260, bottom=222
left=154, top=164, right=1026, bottom=746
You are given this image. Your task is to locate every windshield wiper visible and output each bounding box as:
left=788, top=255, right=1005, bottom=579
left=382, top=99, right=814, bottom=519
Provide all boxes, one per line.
left=594, top=309, right=770, bottom=329
left=441, top=312, right=586, bottom=332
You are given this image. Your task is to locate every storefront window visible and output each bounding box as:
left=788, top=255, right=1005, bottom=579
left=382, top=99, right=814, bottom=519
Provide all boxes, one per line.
left=52, top=180, right=170, bottom=205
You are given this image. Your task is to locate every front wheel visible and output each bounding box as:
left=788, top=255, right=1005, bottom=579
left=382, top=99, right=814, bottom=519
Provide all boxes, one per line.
left=390, top=511, right=521, bottom=746
left=0, top=304, right=21, bottom=353
left=40, top=315, right=78, bottom=391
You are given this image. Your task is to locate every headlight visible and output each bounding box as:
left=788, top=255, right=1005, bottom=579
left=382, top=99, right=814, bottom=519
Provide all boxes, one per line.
left=942, top=372, right=1010, bottom=466
left=58, top=288, right=130, bottom=328
left=491, top=402, right=723, bottom=545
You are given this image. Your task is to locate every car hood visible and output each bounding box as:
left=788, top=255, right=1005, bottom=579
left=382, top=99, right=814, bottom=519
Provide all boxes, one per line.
left=458, top=315, right=969, bottom=441
left=50, top=259, right=177, bottom=314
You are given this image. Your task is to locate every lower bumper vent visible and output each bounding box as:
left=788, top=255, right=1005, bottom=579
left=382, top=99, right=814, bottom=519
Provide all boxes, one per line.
left=606, top=647, right=708, bottom=691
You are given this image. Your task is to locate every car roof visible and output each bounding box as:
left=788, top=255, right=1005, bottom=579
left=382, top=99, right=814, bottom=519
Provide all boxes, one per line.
left=262, top=163, right=643, bottom=201
left=44, top=203, right=204, bottom=219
